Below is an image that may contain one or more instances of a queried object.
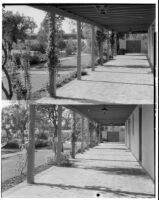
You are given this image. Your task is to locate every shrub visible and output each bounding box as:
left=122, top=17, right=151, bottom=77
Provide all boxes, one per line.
left=95, top=57, right=107, bottom=65
left=57, top=39, right=66, bottom=51
left=40, top=54, right=47, bottom=62
left=75, top=70, right=88, bottom=77
left=65, top=47, right=72, bottom=56
left=3, top=140, right=20, bottom=149
left=38, top=132, right=48, bottom=140
left=118, top=48, right=127, bottom=55
left=12, top=53, right=21, bottom=66
left=29, top=42, right=46, bottom=54
left=29, top=55, right=41, bottom=65
left=35, top=139, right=48, bottom=148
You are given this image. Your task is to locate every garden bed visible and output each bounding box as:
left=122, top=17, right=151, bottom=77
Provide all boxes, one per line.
left=31, top=69, right=88, bottom=100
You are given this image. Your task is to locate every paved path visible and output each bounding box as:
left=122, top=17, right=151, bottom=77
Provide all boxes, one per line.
left=3, top=142, right=155, bottom=198
left=37, top=53, right=153, bottom=105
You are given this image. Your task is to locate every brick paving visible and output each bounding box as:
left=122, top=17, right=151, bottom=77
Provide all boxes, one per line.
left=2, top=142, right=155, bottom=198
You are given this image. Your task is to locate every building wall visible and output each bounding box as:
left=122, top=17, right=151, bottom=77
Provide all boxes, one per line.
left=141, top=39, right=148, bottom=53
left=119, top=39, right=126, bottom=49
left=107, top=131, right=119, bottom=142
left=125, top=105, right=154, bottom=180
left=119, top=39, right=148, bottom=53
left=129, top=107, right=140, bottom=160
left=148, top=20, right=155, bottom=69
left=141, top=105, right=154, bottom=180
left=119, top=130, right=125, bottom=143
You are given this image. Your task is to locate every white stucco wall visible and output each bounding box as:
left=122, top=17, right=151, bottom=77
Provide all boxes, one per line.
left=125, top=119, right=131, bottom=148
left=141, top=39, right=148, bottom=53
left=119, top=39, right=126, bottom=49
left=141, top=105, right=154, bottom=180
left=129, top=107, right=140, bottom=160
left=119, top=130, right=125, bottom=143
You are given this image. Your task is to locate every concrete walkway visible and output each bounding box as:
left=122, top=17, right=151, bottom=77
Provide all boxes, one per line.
left=3, top=142, right=155, bottom=198
left=37, top=53, right=153, bottom=105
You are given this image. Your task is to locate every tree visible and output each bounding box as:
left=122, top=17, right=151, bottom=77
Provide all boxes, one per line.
left=116, top=32, right=125, bottom=53
left=57, top=39, right=66, bottom=51
left=96, top=29, right=107, bottom=65
left=2, top=9, right=37, bottom=99
left=37, top=13, right=64, bottom=52
left=109, top=31, right=115, bottom=58
left=62, top=109, right=72, bottom=130
left=3, top=10, right=37, bottom=51
left=2, top=103, right=29, bottom=145
left=36, top=105, right=66, bottom=156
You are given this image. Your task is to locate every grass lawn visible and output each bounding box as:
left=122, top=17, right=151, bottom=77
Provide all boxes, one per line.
left=2, top=53, right=92, bottom=100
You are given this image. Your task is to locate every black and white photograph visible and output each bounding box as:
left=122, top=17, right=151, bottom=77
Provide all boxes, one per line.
left=1, top=1, right=158, bottom=198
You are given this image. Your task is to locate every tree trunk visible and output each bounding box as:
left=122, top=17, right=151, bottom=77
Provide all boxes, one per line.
left=2, top=43, right=13, bottom=99
left=48, top=12, right=57, bottom=97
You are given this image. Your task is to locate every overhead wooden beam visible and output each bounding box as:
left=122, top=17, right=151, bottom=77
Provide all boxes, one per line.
left=66, top=106, right=95, bottom=123
left=30, top=4, right=103, bottom=29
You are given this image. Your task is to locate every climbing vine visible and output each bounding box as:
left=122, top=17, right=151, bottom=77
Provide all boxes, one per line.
left=96, top=29, right=107, bottom=65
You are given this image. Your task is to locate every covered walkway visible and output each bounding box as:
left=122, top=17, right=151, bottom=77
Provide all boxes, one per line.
left=3, top=142, right=155, bottom=198
left=37, top=53, right=154, bottom=105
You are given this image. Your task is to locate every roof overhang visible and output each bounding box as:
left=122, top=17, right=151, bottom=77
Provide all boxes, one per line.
left=30, top=4, right=155, bottom=33
left=67, top=105, right=136, bottom=126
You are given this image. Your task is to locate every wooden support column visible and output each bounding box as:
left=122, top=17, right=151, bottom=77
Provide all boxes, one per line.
left=100, top=30, right=104, bottom=65
left=48, top=12, right=57, bottom=97
left=81, top=116, right=84, bottom=153
left=77, top=21, right=82, bottom=80
left=27, top=104, right=35, bottom=184
left=91, top=25, right=95, bottom=71
left=89, top=122, right=93, bottom=148
left=86, top=119, right=90, bottom=149
left=57, top=105, right=62, bottom=166
left=107, top=31, right=110, bottom=61
left=114, top=32, right=117, bottom=56
left=72, top=112, right=76, bottom=158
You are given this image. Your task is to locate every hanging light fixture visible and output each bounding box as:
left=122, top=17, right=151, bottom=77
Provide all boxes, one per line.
left=95, top=5, right=109, bottom=15
left=101, top=105, right=108, bottom=115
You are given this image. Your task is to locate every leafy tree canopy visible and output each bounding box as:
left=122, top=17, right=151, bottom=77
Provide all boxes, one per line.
left=2, top=9, right=37, bottom=50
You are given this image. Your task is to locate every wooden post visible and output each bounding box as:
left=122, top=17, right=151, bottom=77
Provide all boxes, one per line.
left=100, top=29, right=104, bottom=65
left=98, top=124, right=101, bottom=144
left=91, top=25, right=95, bottom=71
left=114, top=32, right=117, bottom=56
left=89, top=122, right=93, bottom=147
left=107, top=31, right=110, bottom=61
left=77, top=21, right=82, bottom=80
left=48, top=12, right=57, bottom=97
left=27, top=104, right=35, bottom=184
left=57, top=105, right=62, bottom=166
left=72, top=112, right=76, bottom=158
left=81, top=116, right=84, bottom=153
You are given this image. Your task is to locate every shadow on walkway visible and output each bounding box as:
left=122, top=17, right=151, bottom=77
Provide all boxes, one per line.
left=34, top=182, right=154, bottom=198
left=95, top=70, right=152, bottom=75
left=82, top=79, right=153, bottom=86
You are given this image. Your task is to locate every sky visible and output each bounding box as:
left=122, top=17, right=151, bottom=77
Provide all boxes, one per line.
left=4, top=5, right=76, bottom=33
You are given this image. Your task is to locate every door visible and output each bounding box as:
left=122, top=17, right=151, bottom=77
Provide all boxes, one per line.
left=107, top=131, right=119, bottom=142
left=126, top=40, right=141, bottom=53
